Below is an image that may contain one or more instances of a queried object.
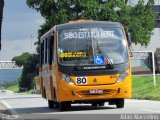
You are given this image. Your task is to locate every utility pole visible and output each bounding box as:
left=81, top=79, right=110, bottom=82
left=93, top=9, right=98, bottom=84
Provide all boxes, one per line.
left=0, top=74, right=3, bottom=88
left=0, top=0, right=4, bottom=50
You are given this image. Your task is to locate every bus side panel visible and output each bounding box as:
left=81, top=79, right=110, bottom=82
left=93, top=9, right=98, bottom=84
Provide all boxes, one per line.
left=50, top=75, right=54, bottom=99
left=41, top=66, right=48, bottom=99
left=49, top=65, right=55, bottom=100
left=39, top=68, right=45, bottom=98
left=51, top=66, right=59, bottom=101
left=45, top=65, right=53, bottom=99
left=53, top=65, right=60, bottom=102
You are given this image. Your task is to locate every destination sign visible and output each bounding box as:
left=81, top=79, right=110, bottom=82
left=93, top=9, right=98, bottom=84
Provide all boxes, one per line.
left=60, top=52, right=86, bottom=58
left=64, top=31, right=115, bottom=39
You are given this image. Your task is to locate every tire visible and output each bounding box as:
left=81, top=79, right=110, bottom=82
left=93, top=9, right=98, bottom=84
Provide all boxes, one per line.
left=48, top=100, right=55, bottom=108
left=98, top=102, right=105, bottom=106
left=55, top=102, right=59, bottom=108
left=91, top=103, right=98, bottom=107
left=59, top=102, right=70, bottom=111
left=116, top=99, right=124, bottom=108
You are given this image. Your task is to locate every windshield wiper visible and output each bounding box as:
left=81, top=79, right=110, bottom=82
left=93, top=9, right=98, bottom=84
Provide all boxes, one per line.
left=74, top=58, right=82, bottom=70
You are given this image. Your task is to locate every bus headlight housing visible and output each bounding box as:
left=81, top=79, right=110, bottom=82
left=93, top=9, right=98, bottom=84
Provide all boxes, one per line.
left=61, top=74, right=74, bottom=84
left=117, top=69, right=129, bottom=83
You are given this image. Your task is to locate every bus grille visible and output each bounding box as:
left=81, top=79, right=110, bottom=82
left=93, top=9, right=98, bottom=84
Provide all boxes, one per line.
left=77, top=89, right=116, bottom=96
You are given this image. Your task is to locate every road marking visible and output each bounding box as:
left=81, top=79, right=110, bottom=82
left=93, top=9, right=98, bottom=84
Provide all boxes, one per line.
left=140, top=108, right=160, bottom=113
left=0, top=100, right=18, bottom=118
left=126, top=99, right=160, bottom=103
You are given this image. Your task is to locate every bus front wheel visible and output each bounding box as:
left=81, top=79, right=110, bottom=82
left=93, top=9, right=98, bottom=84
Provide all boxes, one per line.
left=98, top=102, right=105, bottom=106
left=59, top=102, right=71, bottom=111
left=116, top=99, right=124, bottom=108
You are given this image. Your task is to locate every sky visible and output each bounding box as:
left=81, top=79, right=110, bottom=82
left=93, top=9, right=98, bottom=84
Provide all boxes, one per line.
left=0, top=0, right=44, bottom=61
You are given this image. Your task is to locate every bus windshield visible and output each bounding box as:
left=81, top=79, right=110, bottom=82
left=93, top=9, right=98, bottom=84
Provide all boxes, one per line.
left=58, top=27, right=128, bottom=66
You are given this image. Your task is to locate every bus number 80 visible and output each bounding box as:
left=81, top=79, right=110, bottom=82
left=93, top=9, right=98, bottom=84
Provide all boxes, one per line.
left=76, top=77, right=87, bottom=85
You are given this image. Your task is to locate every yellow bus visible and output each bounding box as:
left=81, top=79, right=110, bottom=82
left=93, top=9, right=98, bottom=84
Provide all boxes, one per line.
left=39, top=20, right=132, bottom=111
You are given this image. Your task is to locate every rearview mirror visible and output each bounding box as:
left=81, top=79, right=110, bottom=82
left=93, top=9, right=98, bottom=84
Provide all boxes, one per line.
left=127, top=33, right=132, bottom=47
left=124, top=27, right=132, bottom=47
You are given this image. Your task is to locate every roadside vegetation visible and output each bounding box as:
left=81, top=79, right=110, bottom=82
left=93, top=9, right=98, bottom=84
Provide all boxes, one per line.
left=12, top=52, right=39, bottom=91
left=5, top=83, right=32, bottom=94
left=5, top=84, right=19, bottom=93
left=132, top=75, right=160, bottom=100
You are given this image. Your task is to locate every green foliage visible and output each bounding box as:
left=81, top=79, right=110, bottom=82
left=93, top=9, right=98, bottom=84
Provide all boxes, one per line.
left=12, top=52, right=31, bottom=67
left=5, top=83, right=33, bottom=94
left=12, top=52, right=39, bottom=90
left=26, top=0, right=155, bottom=46
left=5, top=84, right=19, bottom=93
left=132, top=76, right=160, bottom=100
left=155, top=48, right=160, bottom=55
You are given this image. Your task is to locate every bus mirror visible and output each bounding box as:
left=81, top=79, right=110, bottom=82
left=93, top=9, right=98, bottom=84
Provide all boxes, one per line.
left=124, top=27, right=132, bottom=47
left=127, top=33, right=132, bottom=47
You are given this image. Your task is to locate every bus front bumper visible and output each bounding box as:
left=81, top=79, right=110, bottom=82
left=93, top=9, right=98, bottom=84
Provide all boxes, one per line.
left=58, top=79, right=132, bottom=102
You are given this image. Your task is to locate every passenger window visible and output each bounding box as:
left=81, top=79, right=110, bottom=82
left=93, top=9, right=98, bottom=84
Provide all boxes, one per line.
left=45, top=38, right=48, bottom=63
left=42, top=40, right=45, bottom=64
left=40, top=42, right=44, bottom=66
left=49, top=34, right=54, bottom=65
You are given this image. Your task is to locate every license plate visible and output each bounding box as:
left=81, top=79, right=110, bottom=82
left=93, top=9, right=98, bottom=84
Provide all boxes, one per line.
left=90, top=89, right=103, bottom=94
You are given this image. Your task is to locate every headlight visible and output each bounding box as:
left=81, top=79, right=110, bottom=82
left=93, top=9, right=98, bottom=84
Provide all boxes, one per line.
left=117, top=69, right=129, bottom=83
left=61, top=74, right=74, bottom=84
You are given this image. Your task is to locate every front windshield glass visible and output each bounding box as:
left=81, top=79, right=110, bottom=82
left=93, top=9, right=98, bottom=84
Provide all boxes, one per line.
left=58, top=27, right=128, bottom=66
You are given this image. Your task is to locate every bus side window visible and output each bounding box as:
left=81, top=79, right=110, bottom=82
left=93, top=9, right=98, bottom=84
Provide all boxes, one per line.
left=49, top=34, right=54, bottom=65
left=40, top=41, right=44, bottom=66
left=45, top=38, right=48, bottom=63
left=42, top=40, right=45, bottom=64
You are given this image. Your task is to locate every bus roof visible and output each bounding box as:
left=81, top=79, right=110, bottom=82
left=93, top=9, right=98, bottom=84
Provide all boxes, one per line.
left=40, top=21, right=122, bottom=41
left=56, top=21, right=122, bottom=30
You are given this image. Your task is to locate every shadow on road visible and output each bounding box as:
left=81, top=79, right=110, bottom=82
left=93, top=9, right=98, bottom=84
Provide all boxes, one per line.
left=68, top=105, right=116, bottom=111
left=9, top=105, right=116, bottom=114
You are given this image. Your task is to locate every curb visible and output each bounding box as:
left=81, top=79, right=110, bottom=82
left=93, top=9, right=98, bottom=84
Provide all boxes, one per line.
left=0, top=103, right=6, bottom=114
left=0, top=100, right=18, bottom=119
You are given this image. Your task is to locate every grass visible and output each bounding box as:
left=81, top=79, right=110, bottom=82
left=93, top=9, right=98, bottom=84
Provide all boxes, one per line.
left=5, top=84, right=32, bottom=94
left=132, top=75, right=160, bottom=100
left=5, top=84, right=19, bottom=93
left=22, top=89, right=32, bottom=94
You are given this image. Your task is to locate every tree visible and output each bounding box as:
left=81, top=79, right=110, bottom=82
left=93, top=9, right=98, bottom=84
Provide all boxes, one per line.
left=12, top=52, right=39, bottom=90
left=26, top=0, right=155, bottom=46
left=0, top=0, right=4, bottom=50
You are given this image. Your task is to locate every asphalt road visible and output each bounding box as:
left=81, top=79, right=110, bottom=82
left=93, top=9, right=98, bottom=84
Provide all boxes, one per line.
left=0, top=91, right=160, bottom=120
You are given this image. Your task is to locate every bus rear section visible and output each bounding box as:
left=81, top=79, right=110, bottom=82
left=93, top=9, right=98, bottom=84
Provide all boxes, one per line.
left=40, top=21, right=132, bottom=111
